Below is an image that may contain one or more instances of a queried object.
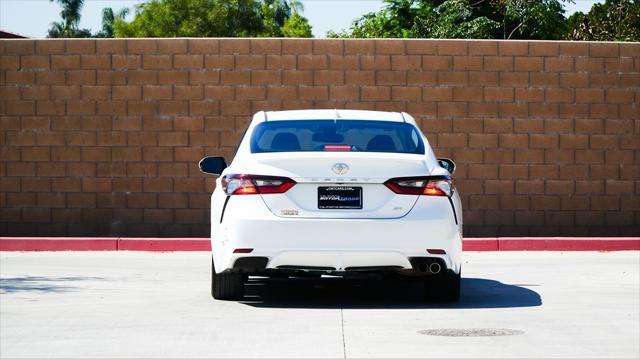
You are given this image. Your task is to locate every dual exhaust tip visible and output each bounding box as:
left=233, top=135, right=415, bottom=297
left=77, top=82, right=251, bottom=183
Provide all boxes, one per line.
left=417, top=262, right=441, bottom=274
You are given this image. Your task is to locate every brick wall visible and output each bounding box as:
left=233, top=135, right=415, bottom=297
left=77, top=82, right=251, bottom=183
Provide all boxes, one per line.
left=0, top=38, right=638, bottom=237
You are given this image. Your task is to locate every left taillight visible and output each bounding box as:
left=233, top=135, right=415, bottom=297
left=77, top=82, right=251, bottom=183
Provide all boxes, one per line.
left=221, top=174, right=296, bottom=195
left=384, top=176, right=453, bottom=197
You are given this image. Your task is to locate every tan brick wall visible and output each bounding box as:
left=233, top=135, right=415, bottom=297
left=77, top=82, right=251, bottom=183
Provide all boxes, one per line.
left=1, top=38, right=638, bottom=237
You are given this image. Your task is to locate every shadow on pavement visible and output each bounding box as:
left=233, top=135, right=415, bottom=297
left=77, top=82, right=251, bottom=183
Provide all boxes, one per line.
left=0, top=276, right=104, bottom=294
left=241, top=277, right=542, bottom=309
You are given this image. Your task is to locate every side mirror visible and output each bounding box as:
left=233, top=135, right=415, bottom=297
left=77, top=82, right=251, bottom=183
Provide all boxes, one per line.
left=199, top=156, right=227, bottom=175
left=437, top=158, right=456, bottom=174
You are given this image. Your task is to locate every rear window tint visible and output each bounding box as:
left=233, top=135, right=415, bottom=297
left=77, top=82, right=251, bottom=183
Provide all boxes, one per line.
left=250, top=120, right=425, bottom=154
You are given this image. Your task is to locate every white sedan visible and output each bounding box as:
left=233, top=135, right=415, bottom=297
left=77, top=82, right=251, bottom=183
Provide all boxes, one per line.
left=199, top=110, right=463, bottom=302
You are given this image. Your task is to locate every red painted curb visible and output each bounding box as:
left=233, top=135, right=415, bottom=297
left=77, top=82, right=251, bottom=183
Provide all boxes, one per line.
left=498, top=237, right=640, bottom=251
left=1, top=237, right=638, bottom=252
left=462, top=238, right=499, bottom=251
left=118, top=238, right=211, bottom=251
left=0, top=237, right=118, bottom=251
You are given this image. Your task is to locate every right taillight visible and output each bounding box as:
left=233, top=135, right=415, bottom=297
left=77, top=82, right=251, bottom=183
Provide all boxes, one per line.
left=221, top=174, right=296, bottom=196
left=384, top=176, right=452, bottom=197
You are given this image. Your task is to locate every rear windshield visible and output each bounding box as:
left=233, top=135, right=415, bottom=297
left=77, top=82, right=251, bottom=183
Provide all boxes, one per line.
left=250, top=120, right=425, bottom=154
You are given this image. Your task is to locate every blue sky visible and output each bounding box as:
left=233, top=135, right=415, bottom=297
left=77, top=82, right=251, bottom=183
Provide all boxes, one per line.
left=1, top=0, right=602, bottom=38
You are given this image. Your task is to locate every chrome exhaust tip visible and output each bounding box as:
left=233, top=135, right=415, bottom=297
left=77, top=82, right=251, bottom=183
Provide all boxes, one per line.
left=429, top=262, right=441, bottom=274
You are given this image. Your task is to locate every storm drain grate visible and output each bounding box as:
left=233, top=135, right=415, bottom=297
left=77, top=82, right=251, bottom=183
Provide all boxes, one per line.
left=418, top=328, right=524, bottom=337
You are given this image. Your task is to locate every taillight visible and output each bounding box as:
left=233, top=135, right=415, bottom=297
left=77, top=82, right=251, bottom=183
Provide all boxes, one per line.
left=384, top=176, right=452, bottom=196
left=221, top=174, right=296, bottom=195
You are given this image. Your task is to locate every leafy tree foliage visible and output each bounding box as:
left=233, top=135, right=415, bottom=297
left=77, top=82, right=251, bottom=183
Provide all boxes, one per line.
left=114, top=0, right=312, bottom=38
left=47, top=0, right=93, bottom=38
left=566, top=0, right=640, bottom=41
left=329, top=0, right=570, bottom=40
left=261, top=0, right=304, bottom=36
left=282, top=12, right=313, bottom=37
left=95, top=7, right=130, bottom=38
left=411, top=0, right=500, bottom=39
left=498, top=0, right=568, bottom=39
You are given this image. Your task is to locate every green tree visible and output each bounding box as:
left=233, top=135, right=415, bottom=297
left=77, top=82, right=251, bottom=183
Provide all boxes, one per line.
left=497, top=0, right=568, bottom=39
left=114, top=0, right=312, bottom=38
left=261, top=0, right=288, bottom=36
left=412, top=0, right=500, bottom=39
left=96, top=7, right=130, bottom=38
left=114, top=0, right=262, bottom=37
left=328, top=0, right=429, bottom=38
left=47, top=0, right=92, bottom=38
left=330, top=0, right=569, bottom=40
left=274, top=0, right=311, bottom=37
left=566, top=0, right=640, bottom=41
left=282, top=13, right=312, bottom=37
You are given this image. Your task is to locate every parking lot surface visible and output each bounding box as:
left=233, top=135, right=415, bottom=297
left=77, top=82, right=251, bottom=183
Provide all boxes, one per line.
left=1, top=251, right=638, bottom=358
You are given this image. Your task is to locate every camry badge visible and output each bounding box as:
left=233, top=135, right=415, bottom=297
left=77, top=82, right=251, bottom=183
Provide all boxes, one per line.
left=332, top=163, right=350, bottom=175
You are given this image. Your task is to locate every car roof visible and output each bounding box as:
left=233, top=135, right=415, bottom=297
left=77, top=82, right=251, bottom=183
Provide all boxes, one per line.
left=258, top=109, right=410, bottom=123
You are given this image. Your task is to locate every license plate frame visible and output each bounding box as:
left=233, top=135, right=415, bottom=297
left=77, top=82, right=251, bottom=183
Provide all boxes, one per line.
left=317, top=186, right=363, bottom=209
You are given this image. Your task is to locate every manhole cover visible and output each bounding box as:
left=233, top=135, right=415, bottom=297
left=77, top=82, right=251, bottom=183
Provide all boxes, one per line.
left=418, top=328, right=524, bottom=337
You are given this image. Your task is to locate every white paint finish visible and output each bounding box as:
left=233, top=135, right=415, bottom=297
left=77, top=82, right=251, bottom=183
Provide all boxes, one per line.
left=211, top=109, right=457, bottom=273
left=1, top=251, right=638, bottom=358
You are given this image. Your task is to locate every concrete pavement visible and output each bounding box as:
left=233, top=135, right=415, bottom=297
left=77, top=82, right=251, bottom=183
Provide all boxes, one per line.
left=1, top=251, right=639, bottom=358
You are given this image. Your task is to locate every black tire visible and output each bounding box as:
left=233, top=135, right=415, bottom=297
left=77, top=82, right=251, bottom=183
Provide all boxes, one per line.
left=211, top=258, right=245, bottom=300
left=424, top=270, right=461, bottom=303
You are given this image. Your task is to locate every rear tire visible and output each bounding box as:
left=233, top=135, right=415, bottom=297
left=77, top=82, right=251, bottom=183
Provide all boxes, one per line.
left=211, top=258, right=245, bottom=300
left=424, top=270, right=460, bottom=303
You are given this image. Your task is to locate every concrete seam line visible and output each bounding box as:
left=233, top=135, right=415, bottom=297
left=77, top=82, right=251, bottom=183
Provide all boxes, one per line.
left=0, top=237, right=638, bottom=252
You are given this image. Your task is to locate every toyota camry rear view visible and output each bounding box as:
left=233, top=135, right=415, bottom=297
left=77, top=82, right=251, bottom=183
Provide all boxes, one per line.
left=199, top=109, right=463, bottom=302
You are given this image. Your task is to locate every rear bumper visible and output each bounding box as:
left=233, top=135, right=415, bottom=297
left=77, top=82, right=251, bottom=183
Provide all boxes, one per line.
left=212, top=196, right=462, bottom=274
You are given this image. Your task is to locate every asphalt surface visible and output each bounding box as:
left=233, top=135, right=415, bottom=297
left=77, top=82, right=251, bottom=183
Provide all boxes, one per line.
left=1, top=251, right=638, bottom=358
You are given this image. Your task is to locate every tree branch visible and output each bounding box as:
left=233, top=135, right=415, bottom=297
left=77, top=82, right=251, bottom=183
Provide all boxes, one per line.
left=507, top=21, right=523, bottom=39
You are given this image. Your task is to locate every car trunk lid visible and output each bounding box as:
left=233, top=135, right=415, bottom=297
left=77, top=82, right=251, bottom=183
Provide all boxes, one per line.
left=243, top=152, right=434, bottom=219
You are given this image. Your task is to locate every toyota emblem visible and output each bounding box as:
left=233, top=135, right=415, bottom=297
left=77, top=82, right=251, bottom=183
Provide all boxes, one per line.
left=332, top=163, right=350, bottom=175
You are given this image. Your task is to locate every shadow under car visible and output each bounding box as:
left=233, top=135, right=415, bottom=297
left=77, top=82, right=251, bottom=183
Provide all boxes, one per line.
left=239, top=276, right=542, bottom=309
